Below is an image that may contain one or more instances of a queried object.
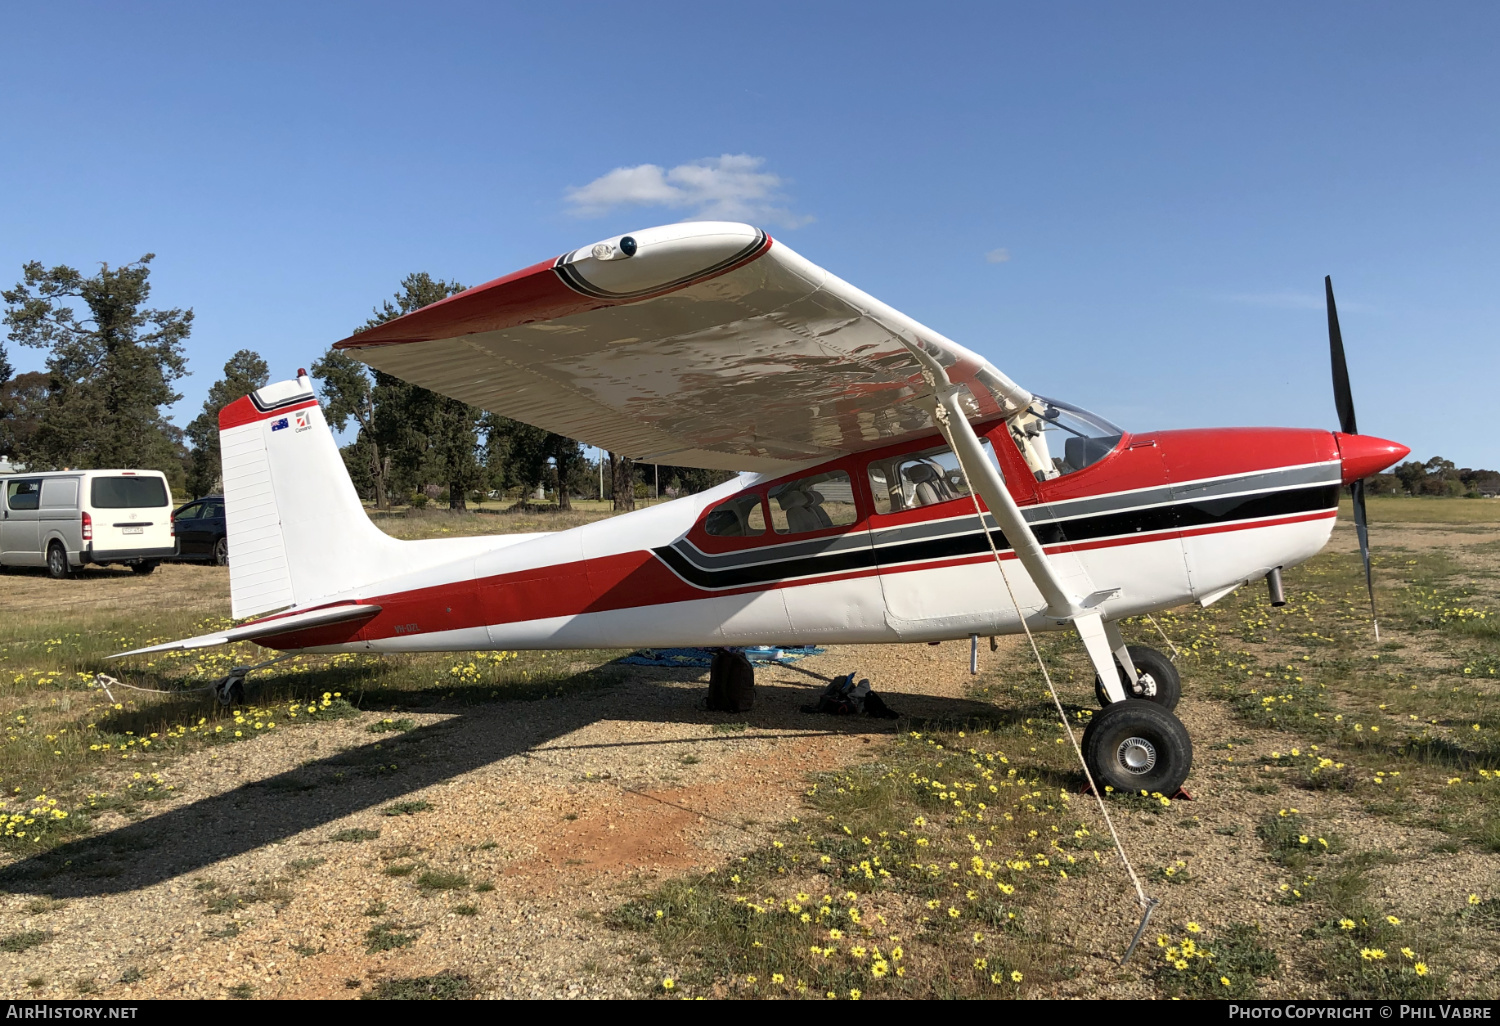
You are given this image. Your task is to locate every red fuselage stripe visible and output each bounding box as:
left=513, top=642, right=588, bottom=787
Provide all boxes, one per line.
left=263, top=508, right=1332, bottom=649
left=218, top=396, right=320, bottom=431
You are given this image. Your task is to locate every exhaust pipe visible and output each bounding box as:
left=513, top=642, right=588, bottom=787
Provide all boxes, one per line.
left=1267, top=566, right=1286, bottom=608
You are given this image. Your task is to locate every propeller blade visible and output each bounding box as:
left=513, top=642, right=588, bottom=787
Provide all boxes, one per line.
left=1350, top=478, right=1380, bottom=642
left=1328, top=276, right=1379, bottom=638
left=1327, top=276, right=1358, bottom=436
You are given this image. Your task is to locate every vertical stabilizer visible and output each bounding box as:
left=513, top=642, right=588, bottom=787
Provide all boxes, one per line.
left=218, top=373, right=400, bottom=618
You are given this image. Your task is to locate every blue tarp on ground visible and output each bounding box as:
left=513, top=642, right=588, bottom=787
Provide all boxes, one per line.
left=618, top=646, right=825, bottom=668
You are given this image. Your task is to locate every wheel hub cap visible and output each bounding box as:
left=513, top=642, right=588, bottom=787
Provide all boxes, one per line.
left=1134, top=672, right=1157, bottom=698
left=1117, top=736, right=1157, bottom=774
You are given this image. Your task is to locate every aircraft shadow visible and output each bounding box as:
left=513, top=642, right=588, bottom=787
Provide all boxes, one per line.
left=0, top=663, right=1003, bottom=898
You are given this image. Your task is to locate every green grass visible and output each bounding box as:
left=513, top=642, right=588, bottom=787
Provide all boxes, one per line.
left=0, top=930, right=51, bottom=953
left=1347, top=496, right=1500, bottom=526
left=1152, top=922, right=1279, bottom=998
left=416, top=869, right=469, bottom=892
left=364, top=923, right=419, bottom=953
left=200, top=878, right=292, bottom=913
left=362, top=971, right=476, bottom=1000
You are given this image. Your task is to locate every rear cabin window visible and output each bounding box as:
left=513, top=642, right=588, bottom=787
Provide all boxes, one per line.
left=5, top=480, right=41, bottom=511
left=91, top=476, right=168, bottom=509
left=767, top=471, right=857, bottom=534
left=867, top=441, right=998, bottom=515
left=704, top=493, right=767, bottom=537
left=40, top=478, right=79, bottom=509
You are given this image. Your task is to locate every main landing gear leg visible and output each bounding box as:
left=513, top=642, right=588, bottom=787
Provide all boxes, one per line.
left=1093, top=623, right=1183, bottom=711
left=1104, top=620, right=1142, bottom=691
left=1076, top=613, right=1127, bottom=703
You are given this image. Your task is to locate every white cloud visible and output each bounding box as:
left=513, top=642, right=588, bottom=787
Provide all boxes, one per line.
left=565, top=154, right=809, bottom=227
left=985, top=247, right=1011, bottom=264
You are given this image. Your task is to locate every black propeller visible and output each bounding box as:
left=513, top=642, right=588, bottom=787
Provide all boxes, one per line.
left=1326, top=275, right=1380, bottom=640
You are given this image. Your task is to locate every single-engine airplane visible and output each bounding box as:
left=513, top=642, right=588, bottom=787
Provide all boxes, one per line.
left=117, top=221, right=1408, bottom=796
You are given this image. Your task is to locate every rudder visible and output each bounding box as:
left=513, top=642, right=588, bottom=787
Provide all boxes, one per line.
left=218, top=372, right=400, bottom=618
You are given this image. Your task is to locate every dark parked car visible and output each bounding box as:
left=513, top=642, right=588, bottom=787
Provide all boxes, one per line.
left=172, top=496, right=228, bottom=566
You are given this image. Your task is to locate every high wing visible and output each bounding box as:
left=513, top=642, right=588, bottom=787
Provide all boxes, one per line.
left=335, top=222, right=1032, bottom=475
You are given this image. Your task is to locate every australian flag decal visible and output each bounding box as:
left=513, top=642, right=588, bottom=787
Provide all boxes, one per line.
left=270, top=417, right=289, bottom=431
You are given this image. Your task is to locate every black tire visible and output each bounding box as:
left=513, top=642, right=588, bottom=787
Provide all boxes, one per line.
left=131, top=561, right=158, bottom=576
left=1082, top=699, right=1193, bottom=795
left=46, top=543, right=72, bottom=580
left=213, top=536, right=229, bottom=567
left=224, top=678, right=246, bottom=706
left=1095, top=644, right=1181, bottom=711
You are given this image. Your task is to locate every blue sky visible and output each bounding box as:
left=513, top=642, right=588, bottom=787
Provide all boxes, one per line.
left=3, top=2, right=1497, bottom=468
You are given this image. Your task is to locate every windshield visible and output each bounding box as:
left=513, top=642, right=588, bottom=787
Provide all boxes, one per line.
left=1007, top=396, right=1123, bottom=481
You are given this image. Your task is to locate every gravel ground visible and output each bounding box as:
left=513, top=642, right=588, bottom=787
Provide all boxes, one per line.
left=0, top=640, right=999, bottom=999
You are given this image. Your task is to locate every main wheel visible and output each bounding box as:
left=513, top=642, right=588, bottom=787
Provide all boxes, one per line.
left=1095, top=644, right=1181, bottom=710
left=1082, top=699, right=1193, bottom=795
left=46, top=543, right=72, bottom=580
left=131, top=561, right=158, bottom=576
left=213, top=536, right=229, bottom=567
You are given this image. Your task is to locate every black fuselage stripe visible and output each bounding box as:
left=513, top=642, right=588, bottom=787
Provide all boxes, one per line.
left=653, top=483, right=1339, bottom=590
left=248, top=391, right=315, bottom=414
left=553, top=232, right=769, bottom=301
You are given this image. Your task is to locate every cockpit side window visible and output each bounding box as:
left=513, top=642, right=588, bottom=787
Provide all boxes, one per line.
left=704, top=492, right=767, bottom=537
left=867, top=441, right=998, bottom=515
left=1007, top=396, right=1123, bottom=482
left=767, top=470, right=857, bottom=535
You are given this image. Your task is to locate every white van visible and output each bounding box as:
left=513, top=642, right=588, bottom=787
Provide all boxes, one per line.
left=0, top=470, right=176, bottom=578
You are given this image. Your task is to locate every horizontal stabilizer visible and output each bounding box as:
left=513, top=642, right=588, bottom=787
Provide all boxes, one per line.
left=110, top=603, right=381, bottom=658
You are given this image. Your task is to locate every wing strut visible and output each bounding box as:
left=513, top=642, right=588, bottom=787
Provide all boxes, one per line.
left=896, top=338, right=1129, bottom=700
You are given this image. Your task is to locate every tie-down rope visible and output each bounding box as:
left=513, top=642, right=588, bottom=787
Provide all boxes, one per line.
left=92, top=654, right=293, bottom=704
left=934, top=402, right=1159, bottom=962
left=1143, top=614, right=1181, bottom=660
